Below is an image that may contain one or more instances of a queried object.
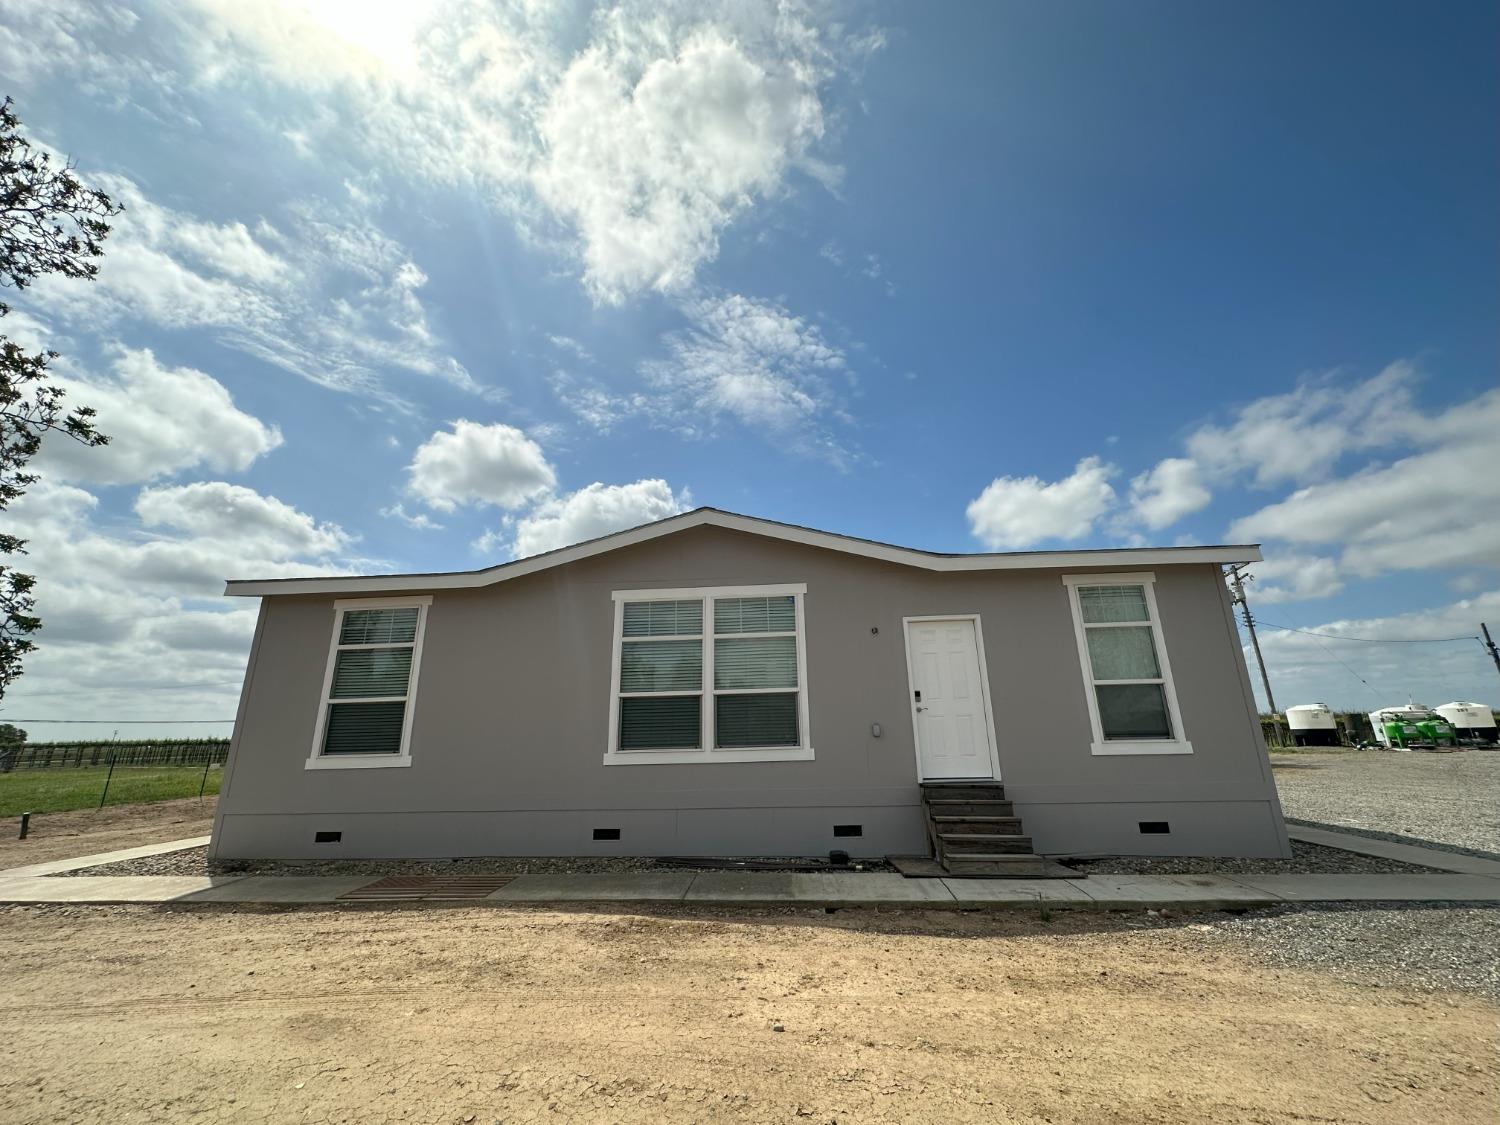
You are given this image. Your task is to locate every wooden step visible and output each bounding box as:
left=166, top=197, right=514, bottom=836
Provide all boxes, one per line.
left=931, top=816, right=1024, bottom=834
left=924, top=799, right=1015, bottom=817
left=937, top=833, right=1034, bottom=855
left=921, top=783, right=1005, bottom=802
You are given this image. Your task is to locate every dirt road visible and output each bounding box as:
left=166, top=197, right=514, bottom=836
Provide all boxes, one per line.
left=0, top=903, right=1492, bottom=1124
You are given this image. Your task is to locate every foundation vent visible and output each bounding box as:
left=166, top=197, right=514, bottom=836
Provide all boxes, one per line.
left=1138, top=821, right=1171, bottom=835
left=314, top=831, right=342, bottom=844
left=833, top=824, right=863, bottom=837
left=593, top=828, right=622, bottom=841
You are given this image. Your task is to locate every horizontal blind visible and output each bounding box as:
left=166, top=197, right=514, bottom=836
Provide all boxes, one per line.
left=330, top=648, right=414, bottom=698
left=619, top=696, right=701, bottom=750
left=715, top=693, right=799, bottom=748
left=340, top=607, right=420, bottom=645
left=323, top=701, right=407, bottom=754
left=1077, top=585, right=1149, bottom=624
left=622, top=599, right=702, bottom=637
left=714, top=636, right=797, bottom=690
left=620, top=639, right=702, bottom=693
left=714, top=596, right=795, bottom=635
left=1085, top=626, right=1160, bottom=681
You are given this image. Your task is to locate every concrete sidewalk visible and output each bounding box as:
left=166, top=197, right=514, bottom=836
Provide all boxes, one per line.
left=3, top=828, right=1499, bottom=910
left=0, top=869, right=1496, bottom=908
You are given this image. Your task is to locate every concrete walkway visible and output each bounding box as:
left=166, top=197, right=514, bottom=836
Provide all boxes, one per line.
left=0, top=868, right=1496, bottom=908
left=1286, top=823, right=1500, bottom=875
left=2, top=831, right=1498, bottom=909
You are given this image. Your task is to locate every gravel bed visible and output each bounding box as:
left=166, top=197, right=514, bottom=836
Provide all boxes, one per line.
left=1065, top=839, right=1441, bottom=876
left=1192, top=903, right=1500, bottom=1002
left=53, top=847, right=891, bottom=878
left=1271, top=749, right=1500, bottom=853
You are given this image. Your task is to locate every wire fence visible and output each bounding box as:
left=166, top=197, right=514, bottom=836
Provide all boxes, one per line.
left=0, top=739, right=230, bottom=772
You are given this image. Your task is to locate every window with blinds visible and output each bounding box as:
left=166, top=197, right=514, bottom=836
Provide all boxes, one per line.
left=312, top=600, right=428, bottom=764
left=610, top=587, right=809, bottom=760
left=1064, top=574, right=1190, bottom=755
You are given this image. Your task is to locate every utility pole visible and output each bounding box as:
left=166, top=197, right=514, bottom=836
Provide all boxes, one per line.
left=1483, top=623, right=1500, bottom=684
left=1228, top=565, right=1282, bottom=746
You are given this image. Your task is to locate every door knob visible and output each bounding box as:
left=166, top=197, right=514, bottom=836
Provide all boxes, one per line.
left=915, top=705, right=927, bottom=712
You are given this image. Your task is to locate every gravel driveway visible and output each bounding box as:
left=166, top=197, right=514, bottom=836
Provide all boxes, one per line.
left=1272, top=750, right=1500, bottom=854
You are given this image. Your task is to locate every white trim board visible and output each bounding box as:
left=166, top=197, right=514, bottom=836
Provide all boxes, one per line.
left=225, top=508, right=1262, bottom=597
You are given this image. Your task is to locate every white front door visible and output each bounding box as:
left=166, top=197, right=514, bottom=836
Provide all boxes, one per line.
left=904, top=617, right=999, bottom=780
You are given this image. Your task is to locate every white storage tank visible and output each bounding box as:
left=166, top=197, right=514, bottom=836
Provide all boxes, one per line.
left=1286, top=703, right=1340, bottom=746
left=1436, top=702, right=1498, bottom=745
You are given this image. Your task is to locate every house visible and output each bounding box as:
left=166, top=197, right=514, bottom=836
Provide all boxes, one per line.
left=210, top=508, right=1290, bottom=865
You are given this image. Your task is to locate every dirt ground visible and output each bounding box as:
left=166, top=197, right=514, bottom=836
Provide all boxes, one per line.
left=0, top=903, right=1493, bottom=1125
left=0, top=797, right=215, bottom=868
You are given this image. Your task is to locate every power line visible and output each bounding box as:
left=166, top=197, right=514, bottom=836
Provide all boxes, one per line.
left=1259, top=622, right=1480, bottom=644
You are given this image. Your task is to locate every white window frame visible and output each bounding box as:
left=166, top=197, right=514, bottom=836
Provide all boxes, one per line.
left=605, top=583, right=813, bottom=765
left=1062, top=573, right=1192, bottom=756
left=307, top=595, right=432, bottom=770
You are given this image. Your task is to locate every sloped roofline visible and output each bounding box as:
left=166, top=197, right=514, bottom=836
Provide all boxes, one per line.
left=223, top=506, right=1261, bottom=597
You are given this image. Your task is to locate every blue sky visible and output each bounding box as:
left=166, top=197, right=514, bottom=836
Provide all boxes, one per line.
left=1, top=0, right=1496, bottom=739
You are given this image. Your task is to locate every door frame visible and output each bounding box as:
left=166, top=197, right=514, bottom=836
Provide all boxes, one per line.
left=901, top=614, right=1003, bottom=782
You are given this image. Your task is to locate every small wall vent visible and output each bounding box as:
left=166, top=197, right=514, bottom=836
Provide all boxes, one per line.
left=1138, top=821, right=1170, bottom=835
left=833, top=824, right=863, bottom=838
left=593, top=827, right=622, bottom=841
left=314, top=830, right=342, bottom=844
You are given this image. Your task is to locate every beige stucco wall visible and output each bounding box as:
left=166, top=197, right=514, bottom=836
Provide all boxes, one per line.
left=211, top=525, right=1288, bottom=859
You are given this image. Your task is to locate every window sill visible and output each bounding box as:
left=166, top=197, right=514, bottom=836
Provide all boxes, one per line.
left=1090, top=741, right=1193, bottom=756
left=305, top=754, right=413, bottom=770
left=603, top=747, right=815, bottom=766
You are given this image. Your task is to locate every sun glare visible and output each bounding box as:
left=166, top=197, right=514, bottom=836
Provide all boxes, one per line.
left=291, top=0, right=439, bottom=70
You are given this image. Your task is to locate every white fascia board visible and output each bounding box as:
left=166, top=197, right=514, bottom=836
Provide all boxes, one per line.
left=223, top=508, right=1263, bottom=598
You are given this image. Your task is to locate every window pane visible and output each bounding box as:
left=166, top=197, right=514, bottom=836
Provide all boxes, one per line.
left=715, top=636, right=798, bottom=690
left=714, top=595, right=795, bottom=634
left=323, top=701, right=406, bottom=754
left=1096, top=684, right=1172, bottom=739
left=330, top=648, right=413, bottom=698
left=620, top=639, right=702, bottom=693
left=339, top=607, right=419, bottom=645
left=1077, top=585, right=1149, bottom=624
left=622, top=599, right=702, bottom=638
left=715, top=693, right=799, bottom=748
left=619, top=696, right=701, bottom=750
left=1085, top=626, right=1161, bottom=681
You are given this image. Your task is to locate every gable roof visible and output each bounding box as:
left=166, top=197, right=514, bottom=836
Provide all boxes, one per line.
left=223, top=506, right=1261, bottom=597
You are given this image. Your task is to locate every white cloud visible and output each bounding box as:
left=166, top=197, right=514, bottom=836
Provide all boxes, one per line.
left=1247, top=554, right=1345, bottom=605
left=966, top=457, right=1118, bottom=550
left=379, top=502, right=443, bottom=531
left=406, top=420, right=557, bottom=512
left=1187, top=361, right=1424, bottom=489
left=21, top=0, right=876, bottom=306
left=1251, top=590, right=1500, bottom=711
left=1126, top=457, right=1211, bottom=530
left=1229, top=387, right=1500, bottom=578
left=25, top=174, right=481, bottom=401
left=135, top=481, right=351, bottom=560
left=0, top=475, right=360, bottom=729
left=36, top=346, right=281, bottom=485
left=501, top=478, right=690, bottom=559
left=640, top=293, right=854, bottom=462
left=533, top=14, right=833, bottom=302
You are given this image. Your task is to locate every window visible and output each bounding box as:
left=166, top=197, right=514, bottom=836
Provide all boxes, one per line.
left=1062, top=574, right=1192, bottom=756
left=308, top=596, right=431, bottom=769
left=607, top=584, right=811, bottom=764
